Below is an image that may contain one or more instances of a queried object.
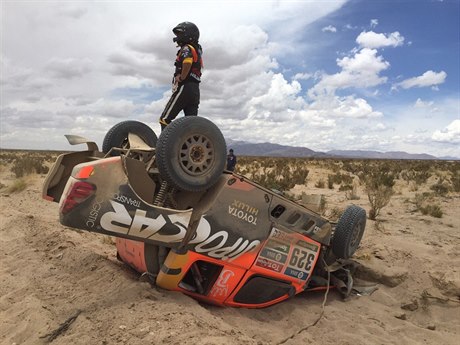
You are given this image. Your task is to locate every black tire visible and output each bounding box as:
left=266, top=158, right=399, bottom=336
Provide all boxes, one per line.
left=102, top=121, right=157, bottom=154
left=156, top=116, right=227, bottom=192
left=332, top=205, right=367, bottom=259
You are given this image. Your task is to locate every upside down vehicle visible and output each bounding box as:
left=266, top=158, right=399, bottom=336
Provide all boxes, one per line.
left=42, top=117, right=367, bottom=308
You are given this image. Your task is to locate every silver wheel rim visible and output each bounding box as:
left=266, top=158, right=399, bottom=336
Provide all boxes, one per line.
left=179, top=134, right=214, bottom=176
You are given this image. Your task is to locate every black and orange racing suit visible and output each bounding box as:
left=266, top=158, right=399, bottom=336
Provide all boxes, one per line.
left=159, top=43, right=203, bottom=130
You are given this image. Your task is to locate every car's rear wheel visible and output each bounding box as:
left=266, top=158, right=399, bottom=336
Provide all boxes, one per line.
left=156, top=116, right=227, bottom=192
left=332, top=205, right=366, bottom=259
left=102, top=121, right=157, bottom=154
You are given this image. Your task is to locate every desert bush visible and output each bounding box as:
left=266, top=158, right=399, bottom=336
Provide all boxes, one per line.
left=327, top=206, right=344, bottom=222
left=319, top=195, right=327, bottom=215
left=449, top=169, right=460, bottom=192
left=237, top=157, right=309, bottom=191
left=367, top=185, right=394, bottom=220
left=315, top=179, right=325, bottom=188
left=401, top=169, right=431, bottom=186
left=338, top=184, right=353, bottom=191
left=361, top=164, right=395, bottom=220
left=11, top=157, right=49, bottom=178
left=7, top=179, right=27, bottom=193
left=412, top=193, right=443, bottom=218
left=360, top=164, right=396, bottom=189
left=430, top=175, right=449, bottom=196
left=345, top=183, right=360, bottom=200
left=413, top=193, right=428, bottom=210
left=420, top=204, right=443, bottom=218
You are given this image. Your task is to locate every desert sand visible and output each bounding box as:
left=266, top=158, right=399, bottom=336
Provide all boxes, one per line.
left=0, top=159, right=459, bottom=345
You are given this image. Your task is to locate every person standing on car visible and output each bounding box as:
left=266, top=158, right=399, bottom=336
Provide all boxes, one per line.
left=159, top=22, right=203, bottom=131
left=226, top=149, right=237, bottom=172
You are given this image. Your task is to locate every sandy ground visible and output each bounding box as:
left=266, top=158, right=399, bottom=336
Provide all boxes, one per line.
left=0, top=166, right=459, bottom=345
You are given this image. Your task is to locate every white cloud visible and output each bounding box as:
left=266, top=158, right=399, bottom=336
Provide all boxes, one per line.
left=356, top=31, right=404, bottom=48
left=322, top=25, right=337, bottom=33
left=395, top=70, right=447, bottom=89
left=414, top=98, right=434, bottom=108
left=292, top=72, right=312, bottom=81
left=344, top=24, right=357, bottom=31
left=370, top=19, right=378, bottom=28
left=309, top=48, right=389, bottom=97
left=432, top=120, right=460, bottom=144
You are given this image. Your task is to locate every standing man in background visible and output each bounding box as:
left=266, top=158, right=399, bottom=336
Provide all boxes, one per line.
left=226, top=149, right=237, bottom=172
left=159, top=21, right=203, bottom=131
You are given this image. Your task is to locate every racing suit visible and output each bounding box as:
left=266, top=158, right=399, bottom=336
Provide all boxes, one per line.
left=159, top=44, right=203, bottom=130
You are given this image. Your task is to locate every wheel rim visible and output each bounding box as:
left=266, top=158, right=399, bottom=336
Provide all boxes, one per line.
left=179, top=134, right=214, bottom=176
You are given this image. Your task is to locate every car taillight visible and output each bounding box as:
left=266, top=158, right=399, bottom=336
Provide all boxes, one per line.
left=60, top=181, right=96, bottom=214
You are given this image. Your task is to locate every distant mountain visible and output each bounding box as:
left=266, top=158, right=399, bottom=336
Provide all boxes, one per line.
left=225, top=139, right=327, bottom=158
left=326, top=150, right=438, bottom=160
left=225, top=139, right=457, bottom=160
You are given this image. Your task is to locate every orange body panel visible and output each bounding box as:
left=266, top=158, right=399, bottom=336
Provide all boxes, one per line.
left=116, top=238, right=147, bottom=273
left=116, top=226, right=321, bottom=308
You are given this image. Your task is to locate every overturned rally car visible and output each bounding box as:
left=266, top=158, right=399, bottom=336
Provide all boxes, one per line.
left=43, top=116, right=367, bottom=308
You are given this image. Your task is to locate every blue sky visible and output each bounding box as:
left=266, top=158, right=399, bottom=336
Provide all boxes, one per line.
left=1, top=0, right=459, bottom=158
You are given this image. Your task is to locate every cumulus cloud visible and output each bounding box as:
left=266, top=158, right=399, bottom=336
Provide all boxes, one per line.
left=356, top=31, right=404, bottom=48
left=414, top=98, right=434, bottom=108
left=292, top=72, right=312, bottom=81
left=432, top=120, right=460, bottom=144
left=322, top=25, right=337, bottom=33
left=395, top=70, right=447, bottom=89
left=370, top=19, right=378, bottom=28
left=309, top=48, right=389, bottom=97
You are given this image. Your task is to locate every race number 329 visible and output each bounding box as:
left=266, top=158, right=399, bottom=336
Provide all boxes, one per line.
left=289, top=247, right=315, bottom=272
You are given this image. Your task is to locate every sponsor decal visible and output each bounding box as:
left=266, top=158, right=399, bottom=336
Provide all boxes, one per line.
left=260, top=248, right=287, bottom=264
left=113, top=193, right=141, bottom=208
left=86, top=197, right=105, bottom=228
left=284, top=267, right=307, bottom=280
left=269, top=227, right=291, bottom=241
left=262, top=227, right=318, bottom=280
left=228, top=200, right=259, bottom=225
left=210, top=269, right=235, bottom=297
left=296, top=240, right=319, bottom=252
left=255, top=257, right=283, bottom=272
left=99, top=201, right=260, bottom=261
left=266, top=239, right=290, bottom=254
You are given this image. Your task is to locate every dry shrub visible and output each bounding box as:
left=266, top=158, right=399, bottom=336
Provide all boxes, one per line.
left=420, top=204, right=443, bottom=218
left=315, top=179, right=325, bottom=188
left=7, top=179, right=27, bottom=193
left=327, top=206, right=344, bottom=222
left=345, top=182, right=360, bottom=200
left=11, top=156, right=49, bottom=178
left=413, top=193, right=443, bottom=218
left=237, top=157, right=309, bottom=192
left=361, top=165, right=395, bottom=220
left=367, top=185, right=394, bottom=220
